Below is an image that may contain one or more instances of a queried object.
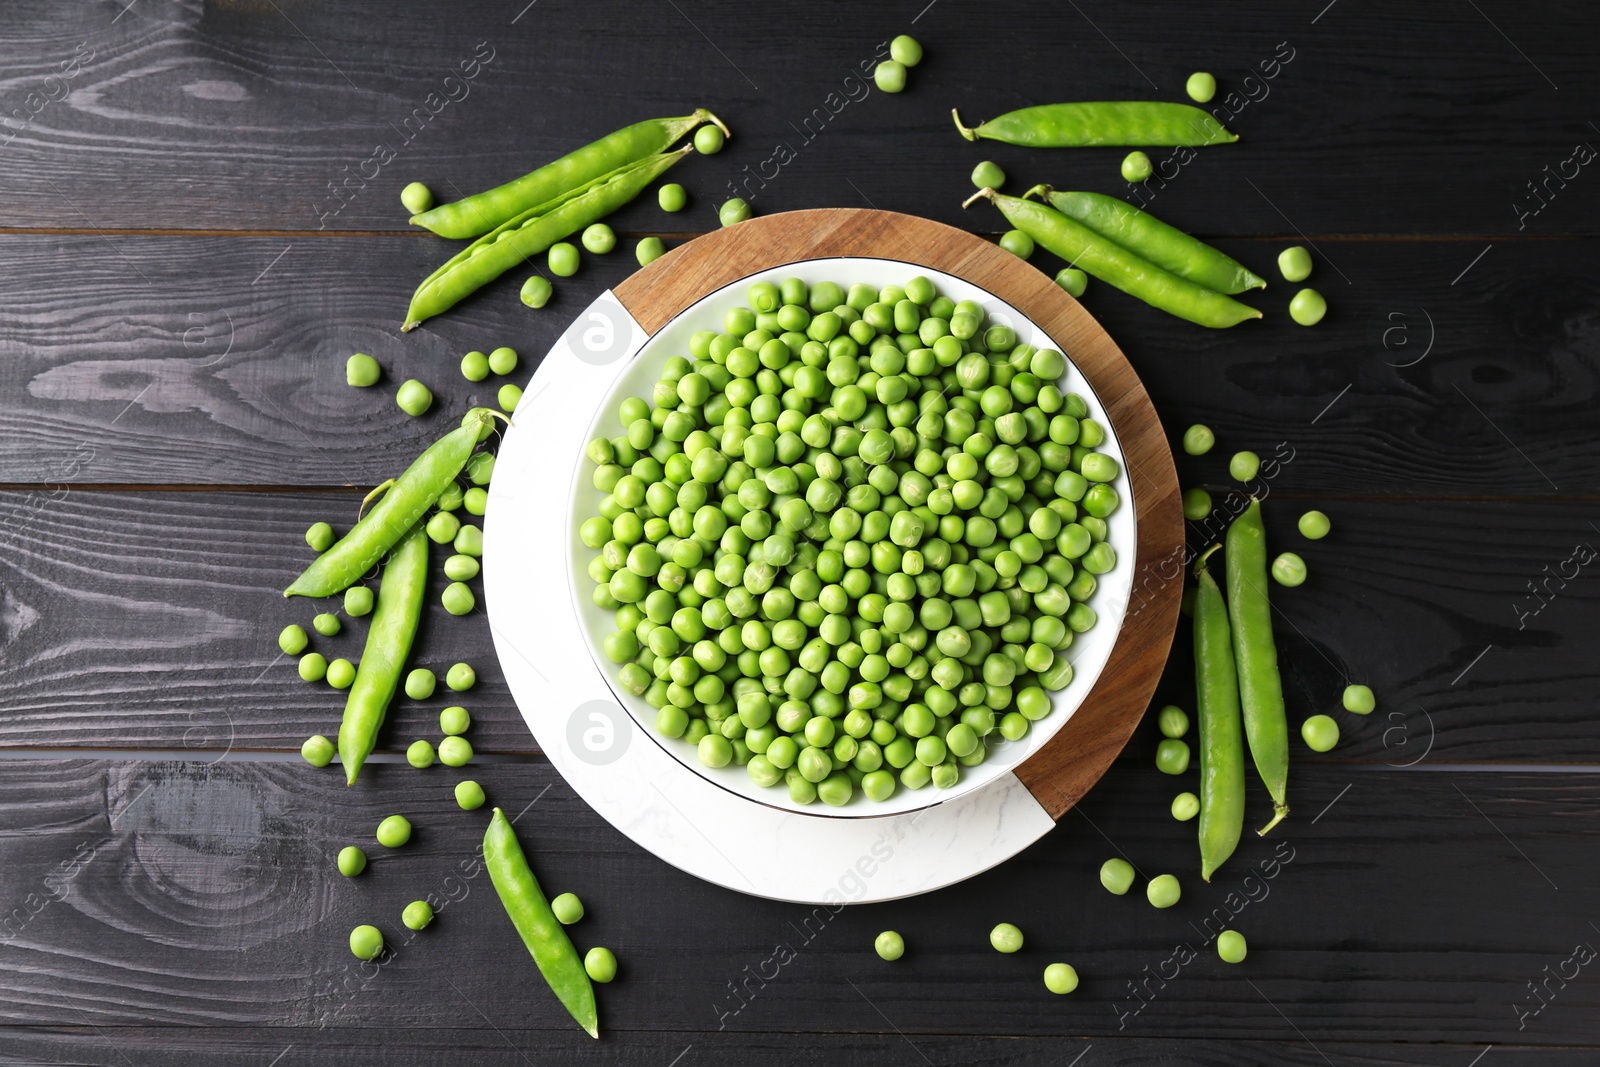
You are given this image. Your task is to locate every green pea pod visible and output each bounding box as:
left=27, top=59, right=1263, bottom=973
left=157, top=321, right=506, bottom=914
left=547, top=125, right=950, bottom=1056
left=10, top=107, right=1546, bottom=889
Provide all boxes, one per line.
left=953, top=102, right=1237, bottom=147
left=403, top=147, right=691, bottom=331
left=484, top=807, right=599, bottom=1039
left=411, top=110, right=727, bottom=239
left=1225, top=500, right=1289, bottom=833
left=1026, top=186, right=1266, bottom=294
left=285, top=409, right=493, bottom=597
left=338, top=523, right=427, bottom=784
left=1193, top=546, right=1245, bottom=881
left=967, top=190, right=1261, bottom=329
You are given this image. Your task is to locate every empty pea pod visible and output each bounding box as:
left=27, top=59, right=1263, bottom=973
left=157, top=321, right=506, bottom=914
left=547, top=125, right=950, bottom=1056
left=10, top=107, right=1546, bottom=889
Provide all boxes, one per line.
left=410, top=110, right=727, bottom=238
left=952, top=102, right=1237, bottom=147
left=965, top=190, right=1261, bottom=328
left=338, top=523, right=428, bottom=784
left=1226, top=500, right=1290, bottom=833
left=1193, top=546, right=1245, bottom=881
left=1024, top=186, right=1266, bottom=294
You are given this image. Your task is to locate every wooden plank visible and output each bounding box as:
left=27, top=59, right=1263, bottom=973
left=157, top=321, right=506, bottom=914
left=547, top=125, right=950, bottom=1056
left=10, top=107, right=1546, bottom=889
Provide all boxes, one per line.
left=0, top=759, right=1594, bottom=1045
left=1, top=489, right=1595, bottom=764
left=0, top=231, right=1594, bottom=494
left=1, top=1, right=1595, bottom=235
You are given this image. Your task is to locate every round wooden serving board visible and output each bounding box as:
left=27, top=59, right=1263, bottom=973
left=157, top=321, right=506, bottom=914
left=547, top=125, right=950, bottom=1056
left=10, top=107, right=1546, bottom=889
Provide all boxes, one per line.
left=614, top=208, right=1183, bottom=819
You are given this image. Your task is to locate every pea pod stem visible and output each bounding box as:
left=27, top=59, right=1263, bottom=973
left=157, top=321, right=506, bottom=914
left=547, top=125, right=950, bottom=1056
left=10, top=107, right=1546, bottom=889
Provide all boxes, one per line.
left=1193, top=545, right=1246, bottom=881
left=484, top=807, right=599, bottom=1038
left=1023, top=185, right=1266, bottom=295
left=403, top=147, right=691, bottom=331
left=357, top=478, right=395, bottom=520
left=411, top=109, right=726, bottom=239
left=952, top=102, right=1237, bottom=147
left=965, top=189, right=1261, bottom=329
left=1224, top=500, right=1290, bottom=834
left=338, top=523, right=427, bottom=784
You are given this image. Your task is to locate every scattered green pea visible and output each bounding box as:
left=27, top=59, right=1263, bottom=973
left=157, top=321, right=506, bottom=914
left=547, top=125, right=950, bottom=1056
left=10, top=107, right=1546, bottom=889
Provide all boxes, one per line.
left=464, top=487, right=488, bottom=516
left=636, top=237, right=666, bottom=265
left=460, top=351, right=490, bottom=381
left=443, top=582, right=477, bottom=615
left=279, top=624, right=309, bottom=656
left=1146, top=873, right=1181, bottom=909
left=446, top=662, right=476, bottom=691
left=312, top=612, right=341, bottom=637
left=971, top=160, right=1006, bottom=189
left=439, top=736, right=473, bottom=767
left=498, top=383, right=522, bottom=413
left=455, top=779, right=486, bottom=810
left=326, top=657, right=356, bottom=690
left=400, top=181, right=434, bottom=214
left=337, top=845, right=366, bottom=877
left=1229, top=451, right=1260, bottom=482
left=396, top=379, right=433, bottom=417
left=889, top=34, right=923, bottom=66
left=344, top=586, right=374, bottom=617
left=402, top=900, right=434, bottom=931
left=487, top=347, right=519, bottom=376
left=548, top=241, right=580, bottom=277
left=301, top=734, right=334, bottom=767
left=1343, top=684, right=1375, bottom=715
left=407, top=739, right=436, bottom=768
left=345, top=353, right=381, bottom=388
left=999, top=230, right=1034, bottom=258
left=1182, top=424, right=1214, bottom=455
left=581, top=224, right=616, bottom=255
left=1186, top=71, right=1217, bottom=103
left=551, top=892, right=585, bottom=925
left=584, top=946, right=618, bottom=983
left=874, top=59, right=907, bottom=94
left=1289, top=288, right=1327, bottom=326
left=454, top=525, right=482, bottom=557
left=1155, top=738, right=1190, bottom=775
left=440, top=706, right=471, bottom=735
left=1043, top=962, right=1079, bottom=994
left=444, top=554, right=480, bottom=582
left=466, top=452, right=495, bottom=485
left=694, top=124, right=725, bottom=154
left=1171, top=791, right=1200, bottom=821
left=349, top=924, right=383, bottom=960
left=1278, top=246, right=1313, bottom=283
left=1217, top=929, right=1248, bottom=963
left=520, top=276, right=553, bottom=308
left=1301, top=714, right=1339, bottom=752
left=1157, top=705, right=1189, bottom=738
left=874, top=930, right=905, bottom=961
left=1100, top=858, right=1136, bottom=895
left=658, top=183, right=687, bottom=212
left=719, top=197, right=752, bottom=227
left=305, top=522, right=334, bottom=552
left=1054, top=267, right=1088, bottom=297
left=1298, top=510, right=1331, bottom=540
left=1182, top=487, right=1212, bottom=521
left=1121, top=150, right=1153, bottom=183
left=990, top=922, right=1024, bottom=953
left=376, top=815, right=412, bottom=848
left=405, top=668, right=436, bottom=700
left=1271, top=552, right=1307, bottom=587
left=298, top=652, right=328, bottom=682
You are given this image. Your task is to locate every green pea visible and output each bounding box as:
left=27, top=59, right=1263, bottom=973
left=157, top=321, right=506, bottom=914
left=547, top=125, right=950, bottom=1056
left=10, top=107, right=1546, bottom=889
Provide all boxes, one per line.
left=439, top=736, right=473, bottom=767
left=402, top=900, right=434, bottom=931
left=580, top=223, right=616, bottom=255
left=1278, top=245, right=1313, bottom=282
left=1054, top=267, right=1087, bottom=297
left=1272, top=552, right=1307, bottom=587
left=999, top=230, right=1034, bottom=259
left=349, top=924, right=383, bottom=960
left=407, top=739, right=436, bottom=768
left=454, top=525, right=482, bottom=557
left=337, top=845, right=366, bottom=877
left=440, top=706, right=471, bottom=735
left=1298, top=509, right=1331, bottom=539
left=889, top=34, right=923, bottom=66
left=584, top=946, right=618, bottom=983
left=487, top=347, right=519, bottom=376
left=545, top=892, right=585, bottom=925
left=520, top=276, right=553, bottom=308
left=301, top=734, right=334, bottom=767
left=446, top=662, right=476, bottom=691
left=719, top=197, right=752, bottom=227
left=971, top=160, right=1006, bottom=189
left=1120, top=150, right=1153, bottom=183
left=1217, top=929, right=1248, bottom=963
left=396, top=379, right=433, bottom=417
left=461, top=350, right=490, bottom=381
left=375, top=814, right=411, bottom=848
left=1146, top=873, right=1181, bottom=909
left=326, top=658, right=356, bottom=690
left=874, top=929, right=905, bottom=960
left=1186, top=71, right=1217, bottom=103
left=455, top=780, right=486, bottom=810
left=344, top=586, right=374, bottom=617
left=1228, top=451, right=1260, bottom=482
left=1043, top=962, right=1078, bottom=994
left=1171, top=791, right=1200, bottom=821
left=464, top=487, right=488, bottom=516
left=405, top=668, right=436, bottom=700
left=444, top=554, right=480, bottom=581
left=400, top=181, right=434, bottom=214
left=498, top=383, right=523, bottom=413
left=1301, top=714, right=1339, bottom=752
left=298, top=652, right=327, bottom=682
left=1157, top=705, right=1189, bottom=738
left=346, top=353, right=381, bottom=388
left=658, top=183, right=687, bottom=212
left=989, top=922, right=1024, bottom=953
left=1289, top=288, right=1327, bottom=326
left=311, top=612, right=341, bottom=637
left=443, top=582, right=477, bottom=615
left=1182, top=487, right=1212, bottom=521
left=1155, top=738, right=1190, bottom=774
left=279, top=624, right=309, bottom=655
left=1342, top=684, right=1375, bottom=715
left=548, top=241, right=580, bottom=276
left=305, top=522, right=335, bottom=552
left=636, top=237, right=666, bottom=266
left=694, top=125, right=725, bottom=154
left=425, top=512, right=459, bottom=545
left=1181, top=424, right=1214, bottom=455
left=873, top=59, right=907, bottom=93
left=1100, top=857, right=1135, bottom=895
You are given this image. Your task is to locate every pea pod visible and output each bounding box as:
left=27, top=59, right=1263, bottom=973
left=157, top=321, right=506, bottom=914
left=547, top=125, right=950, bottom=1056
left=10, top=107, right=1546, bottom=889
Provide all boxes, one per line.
left=484, top=807, right=599, bottom=1038
left=403, top=147, right=690, bottom=331
left=1193, top=546, right=1245, bottom=880
left=285, top=409, right=494, bottom=597
left=338, top=523, right=427, bottom=784
left=1025, top=186, right=1266, bottom=294
left=965, top=189, right=1261, bottom=328
left=411, top=110, right=727, bottom=239
left=1225, top=500, right=1289, bottom=833
left=953, top=102, right=1237, bottom=147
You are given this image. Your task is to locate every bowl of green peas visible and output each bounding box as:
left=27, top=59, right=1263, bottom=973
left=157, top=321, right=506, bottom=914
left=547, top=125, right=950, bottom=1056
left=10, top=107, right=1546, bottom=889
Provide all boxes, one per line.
left=570, top=259, right=1135, bottom=815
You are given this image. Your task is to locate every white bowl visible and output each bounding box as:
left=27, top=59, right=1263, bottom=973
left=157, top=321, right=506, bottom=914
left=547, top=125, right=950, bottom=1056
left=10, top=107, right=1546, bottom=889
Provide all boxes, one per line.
left=566, top=257, right=1135, bottom=818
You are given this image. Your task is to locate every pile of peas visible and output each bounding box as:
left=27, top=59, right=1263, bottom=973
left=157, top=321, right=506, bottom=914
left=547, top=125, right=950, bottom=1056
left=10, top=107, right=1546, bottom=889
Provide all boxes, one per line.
left=580, top=275, right=1122, bottom=807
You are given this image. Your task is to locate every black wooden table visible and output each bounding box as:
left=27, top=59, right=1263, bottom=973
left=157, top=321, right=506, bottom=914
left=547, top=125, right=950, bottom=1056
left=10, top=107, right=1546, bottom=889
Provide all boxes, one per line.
left=2, top=2, right=1596, bottom=1063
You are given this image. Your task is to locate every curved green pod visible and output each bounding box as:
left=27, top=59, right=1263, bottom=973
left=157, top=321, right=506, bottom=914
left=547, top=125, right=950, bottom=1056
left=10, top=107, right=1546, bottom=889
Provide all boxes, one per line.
left=953, top=102, right=1237, bottom=147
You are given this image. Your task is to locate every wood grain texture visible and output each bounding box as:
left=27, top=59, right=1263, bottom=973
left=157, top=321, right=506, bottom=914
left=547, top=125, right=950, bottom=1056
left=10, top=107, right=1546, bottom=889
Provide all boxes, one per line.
left=0, top=760, right=1595, bottom=1046
left=0, top=1, right=1595, bottom=235
left=617, top=207, right=1182, bottom=818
